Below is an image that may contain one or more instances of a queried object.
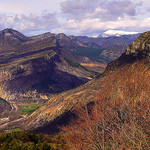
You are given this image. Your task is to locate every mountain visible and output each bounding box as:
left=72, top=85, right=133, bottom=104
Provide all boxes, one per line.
left=0, top=29, right=148, bottom=133
left=77, top=33, right=140, bottom=61
left=122, top=33, right=142, bottom=43
left=0, top=28, right=29, bottom=53
left=19, top=31, right=150, bottom=134
left=0, top=29, right=101, bottom=115
left=31, top=32, right=107, bottom=72
left=99, top=30, right=139, bottom=38
left=0, top=30, right=149, bottom=149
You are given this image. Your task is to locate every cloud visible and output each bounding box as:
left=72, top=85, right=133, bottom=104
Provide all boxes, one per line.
left=140, top=18, right=150, bottom=28
left=59, top=0, right=150, bottom=36
left=61, top=0, right=99, bottom=20
left=0, top=0, right=149, bottom=36
left=61, top=17, right=138, bottom=36
left=61, top=0, right=142, bottom=21
left=0, top=0, right=62, bottom=14
left=0, top=13, right=59, bottom=35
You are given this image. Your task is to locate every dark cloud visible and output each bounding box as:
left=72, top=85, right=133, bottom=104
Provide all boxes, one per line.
left=61, top=0, right=142, bottom=21
left=0, top=13, right=59, bottom=35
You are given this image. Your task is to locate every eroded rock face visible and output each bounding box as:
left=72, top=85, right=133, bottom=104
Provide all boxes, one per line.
left=126, top=31, right=150, bottom=58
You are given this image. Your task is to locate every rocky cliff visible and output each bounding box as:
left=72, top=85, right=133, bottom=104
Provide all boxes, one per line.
left=126, top=31, right=150, bottom=58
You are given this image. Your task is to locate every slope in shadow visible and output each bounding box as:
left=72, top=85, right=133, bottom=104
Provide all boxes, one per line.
left=32, top=101, right=95, bottom=135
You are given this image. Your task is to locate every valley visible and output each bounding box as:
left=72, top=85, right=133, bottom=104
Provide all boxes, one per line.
left=0, top=29, right=149, bottom=150
left=0, top=0, right=150, bottom=149
left=0, top=29, right=143, bottom=128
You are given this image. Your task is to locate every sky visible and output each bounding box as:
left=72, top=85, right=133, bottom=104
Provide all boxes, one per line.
left=0, top=0, right=149, bottom=36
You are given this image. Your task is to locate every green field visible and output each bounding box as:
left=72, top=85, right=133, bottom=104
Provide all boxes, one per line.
left=20, top=103, right=43, bottom=113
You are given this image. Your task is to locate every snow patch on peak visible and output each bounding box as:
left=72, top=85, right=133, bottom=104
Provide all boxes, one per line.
left=101, top=30, right=139, bottom=38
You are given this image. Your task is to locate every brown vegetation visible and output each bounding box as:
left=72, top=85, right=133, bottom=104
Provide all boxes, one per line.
left=61, top=59, right=150, bottom=150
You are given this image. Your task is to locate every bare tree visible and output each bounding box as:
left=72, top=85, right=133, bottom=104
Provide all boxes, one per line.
left=61, top=61, right=150, bottom=150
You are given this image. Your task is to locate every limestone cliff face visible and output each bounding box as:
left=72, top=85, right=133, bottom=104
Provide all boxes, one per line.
left=0, top=50, right=58, bottom=99
left=126, top=31, right=150, bottom=58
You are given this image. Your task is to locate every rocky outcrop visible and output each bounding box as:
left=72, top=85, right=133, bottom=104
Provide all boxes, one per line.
left=105, top=31, right=150, bottom=72
left=126, top=31, right=150, bottom=58
left=0, top=97, right=11, bottom=113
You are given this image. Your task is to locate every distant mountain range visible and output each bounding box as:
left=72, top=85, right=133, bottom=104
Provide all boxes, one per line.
left=77, top=31, right=141, bottom=61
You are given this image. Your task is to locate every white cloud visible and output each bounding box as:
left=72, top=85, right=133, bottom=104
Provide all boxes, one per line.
left=0, top=0, right=63, bottom=14
left=140, top=18, right=150, bottom=28
left=0, top=0, right=149, bottom=36
left=60, top=18, right=139, bottom=36
left=0, top=13, right=59, bottom=35
left=59, top=0, right=150, bottom=35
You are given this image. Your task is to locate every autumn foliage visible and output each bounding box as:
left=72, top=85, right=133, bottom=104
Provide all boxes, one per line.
left=61, top=60, right=150, bottom=150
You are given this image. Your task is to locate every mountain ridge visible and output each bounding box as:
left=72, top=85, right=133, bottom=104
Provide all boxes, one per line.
left=77, top=33, right=141, bottom=61
left=0, top=28, right=98, bottom=115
